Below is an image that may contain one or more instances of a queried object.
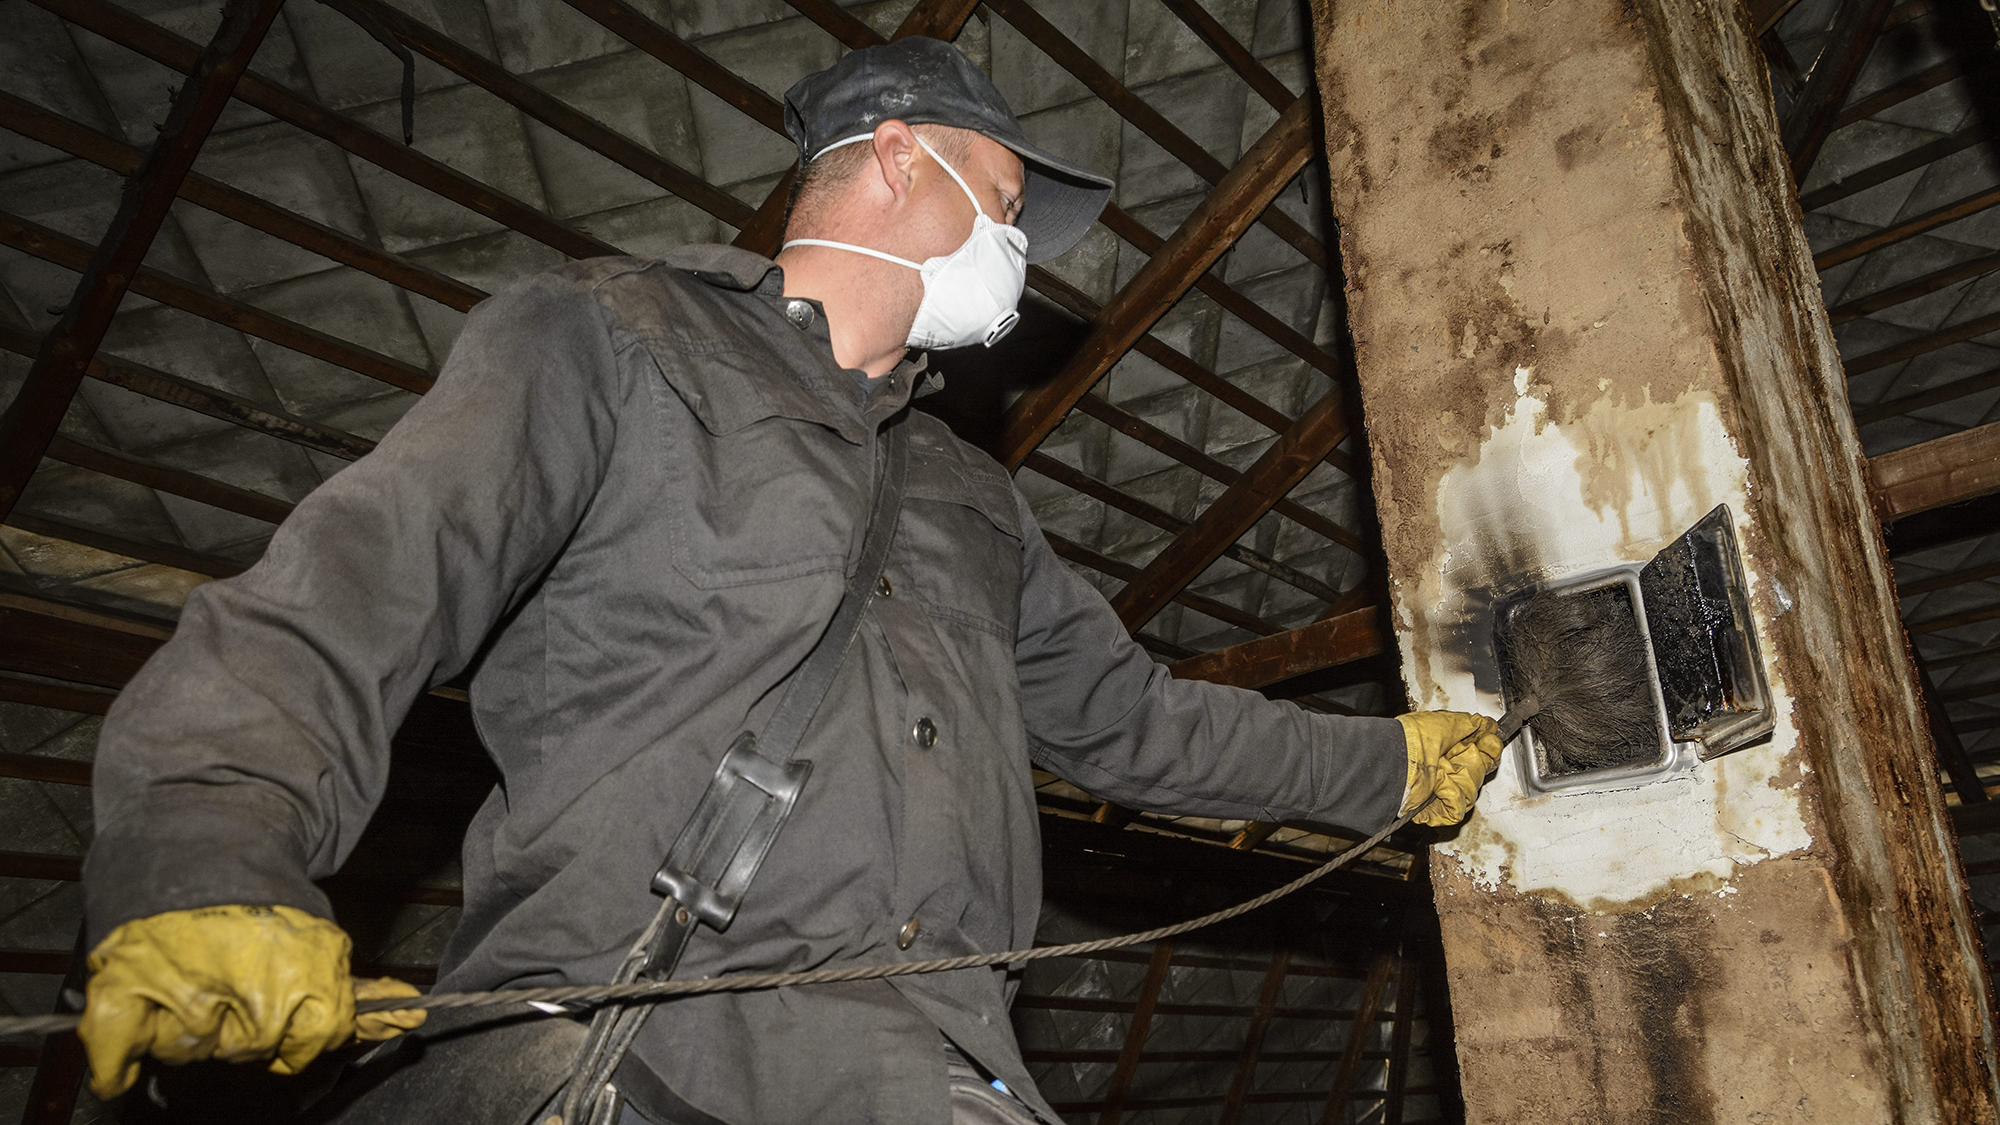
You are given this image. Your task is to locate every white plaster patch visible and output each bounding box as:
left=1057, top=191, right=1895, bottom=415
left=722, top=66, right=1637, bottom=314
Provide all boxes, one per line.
left=1418, top=381, right=1813, bottom=910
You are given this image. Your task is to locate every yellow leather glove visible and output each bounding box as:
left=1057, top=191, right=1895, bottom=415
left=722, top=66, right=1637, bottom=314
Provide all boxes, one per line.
left=1397, top=711, right=1503, bottom=828
left=78, top=904, right=426, bottom=1100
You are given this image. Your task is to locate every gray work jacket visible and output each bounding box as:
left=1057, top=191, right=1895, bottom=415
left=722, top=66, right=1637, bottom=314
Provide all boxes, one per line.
left=83, top=245, right=1409, bottom=1125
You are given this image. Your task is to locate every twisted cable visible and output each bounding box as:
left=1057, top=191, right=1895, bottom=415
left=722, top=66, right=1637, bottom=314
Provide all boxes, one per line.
left=0, top=807, right=1419, bottom=1040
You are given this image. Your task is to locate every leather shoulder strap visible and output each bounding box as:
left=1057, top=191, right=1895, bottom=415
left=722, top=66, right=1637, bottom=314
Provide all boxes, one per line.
left=758, top=418, right=909, bottom=763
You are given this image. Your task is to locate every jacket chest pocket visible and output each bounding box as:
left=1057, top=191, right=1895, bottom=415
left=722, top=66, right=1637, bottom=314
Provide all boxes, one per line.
left=646, top=341, right=863, bottom=589
left=898, top=442, right=1025, bottom=641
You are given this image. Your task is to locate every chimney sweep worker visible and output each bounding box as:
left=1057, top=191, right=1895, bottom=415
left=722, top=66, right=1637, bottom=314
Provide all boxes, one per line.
left=77, top=37, right=1502, bottom=1125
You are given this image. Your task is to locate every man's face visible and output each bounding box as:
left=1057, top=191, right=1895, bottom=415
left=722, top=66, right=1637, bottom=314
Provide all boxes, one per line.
left=906, top=131, right=1026, bottom=260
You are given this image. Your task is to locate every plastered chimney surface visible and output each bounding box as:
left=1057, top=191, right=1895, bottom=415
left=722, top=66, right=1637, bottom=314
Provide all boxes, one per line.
left=1308, top=1, right=1998, bottom=1120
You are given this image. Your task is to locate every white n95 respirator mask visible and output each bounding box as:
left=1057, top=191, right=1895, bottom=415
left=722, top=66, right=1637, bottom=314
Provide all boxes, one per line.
left=784, top=135, right=1028, bottom=350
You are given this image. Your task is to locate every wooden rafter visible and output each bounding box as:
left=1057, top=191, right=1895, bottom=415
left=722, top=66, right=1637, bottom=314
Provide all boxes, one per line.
left=1044, top=532, right=1280, bottom=637
left=0, top=0, right=287, bottom=522
left=1096, top=941, right=1173, bottom=1125
left=1870, top=420, right=2000, bottom=518
left=1166, top=607, right=1385, bottom=691
left=2, top=510, right=245, bottom=579
left=20, top=928, right=88, bottom=1125
left=1900, top=558, right=2000, bottom=596
left=1155, top=0, right=1295, bottom=112
left=1064, top=393, right=1364, bottom=551
left=45, top=435, right=294, bottom=525
left=0, top=326, right=376, bottom=462
left=1843, top=307, right=2000, bottom=376
left=1021, top=454, right=1349, bottom=605
left=1827, top=249, right=2000, bottom=326
left=1911, top=603, right=2000, bottom=639
left=1318, top=953, right=1394, bottom=1124
left=1096, top=205, right=1350, bottom=390
left=0, top=92, right=485, bottom=313
left=28, top=0, right=615, bottom=261
left=1833, top=53, right=1990, bottom=131
left=1815, top=182, right=2000, bottom=270
left=982, top=0, right=1328, bottom=271
left=999, top=97, right=1314, bottom=467
left=1382, top=953, right=1419, bottom=1125
left=1919, top=653, right=1989, bottom=803
left=1799, top=122, right=1993, bottom=212
left=0, top=213, right=435, bottom=395
left=1109, top=384, right=1353, bottom=631
left=1025, top=267, right=1359, bottom=477
left=1781, top=0, right=1894, bottom=181
left=344, top=0, right=757, bottom=229
left=1217, top=951, right=1292, bottom=1125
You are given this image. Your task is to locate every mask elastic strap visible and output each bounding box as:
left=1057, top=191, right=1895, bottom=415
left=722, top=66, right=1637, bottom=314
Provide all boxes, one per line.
left=780, top=237, right=923, bottom=271
left=809, top=133, right=991, bottom=221
left=912, top=135, right=988, bottom=221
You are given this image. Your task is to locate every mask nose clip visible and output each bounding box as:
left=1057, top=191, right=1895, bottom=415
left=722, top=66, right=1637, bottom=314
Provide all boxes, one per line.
left=983, top=308, right=1020, bottom=348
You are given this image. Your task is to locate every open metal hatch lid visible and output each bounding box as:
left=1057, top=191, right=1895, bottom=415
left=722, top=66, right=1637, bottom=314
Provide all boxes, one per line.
left=1639, top=505, right=1774, bottom=760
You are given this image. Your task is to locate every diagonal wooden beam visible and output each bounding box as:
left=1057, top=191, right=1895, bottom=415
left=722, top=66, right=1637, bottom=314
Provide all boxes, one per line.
left=1109, top=382, right=1352, bottom=632
left=892, top=0, right=984, bottom=40
left=4, top=510, right=245, bottom=579
left=1382, top=950, right=1419, bottom=1125
left=0, top=212, right=434, bottom=395
left=1842, top=306, right=2000, bottom=376
left=1166, top=607, right=1386, bottom=691
left=1798, top=122, right=1993, bottom=212
left=1024, top=268, right=1358, bottom=476
left=1917, top=653, right=1988, bottom=803
left=983, top=0, right=1326, bottom=271
left=0, top=92, right=486, bottom=314
left=1065, top=393, right=1364, bottom=552
left=1750, top=0, right=1805, bottom=33
left=20, top=928, right=89, bottom=1125
left=0, top=0, right=287, bottom=522
left=1155, top=0, right=1294, bottom=112
left=0, top=325, right=375, bottom=462
left=1095, top=190, right=1348, bottom=389
left=1833, top=53, right=1990, bottom=131
left=1911, top=604, right=2000, bottom=640
left=1814, top=182, right=2000, bottom=270
left=1217, top=951, right=1292, bottom=1125
left=45, top=435, right=295, bottom=525
left=999, top=98, right=1313, bottom=467
left=1900, top=557, right=2000, bottom=596
left=1782, top=0, right=1894, bottom=181
left=1043, top=532, right=1279, bottom=637
left=1095, top=941, right=1173, bottom=1125
left=1826, top=247, right=2000, bottom=325
left=30, top=0, right=614, bottom=262
left=344, top=0, right=755, bottom=230
left=1869, top=420, right=2000, bottom=518
left=1319, top=953, right=1394, bottom=1125
left=1855, top=370, right=2000, bottom=427
left=1020, top=452, right=1348, bottom=606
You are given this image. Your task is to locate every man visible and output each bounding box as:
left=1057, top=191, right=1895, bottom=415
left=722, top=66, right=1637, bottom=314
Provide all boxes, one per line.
left=76, top=37, right=1501, bottom=1125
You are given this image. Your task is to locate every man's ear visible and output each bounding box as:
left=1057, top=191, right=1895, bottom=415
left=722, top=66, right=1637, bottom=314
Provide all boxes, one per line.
left=869, top=120, right=922, bottom=204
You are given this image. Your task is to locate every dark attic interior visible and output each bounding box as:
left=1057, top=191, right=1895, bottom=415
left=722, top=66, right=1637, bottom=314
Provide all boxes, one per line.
left=0, top=0, right=1998, bottom=1121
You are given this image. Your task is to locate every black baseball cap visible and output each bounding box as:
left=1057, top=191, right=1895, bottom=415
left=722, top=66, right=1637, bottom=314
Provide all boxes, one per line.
left=783, top=37, right=1115, bottom=264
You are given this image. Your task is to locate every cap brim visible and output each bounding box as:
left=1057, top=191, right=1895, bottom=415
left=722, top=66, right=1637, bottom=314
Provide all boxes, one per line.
left=989, top=135, right=1115, bottom=264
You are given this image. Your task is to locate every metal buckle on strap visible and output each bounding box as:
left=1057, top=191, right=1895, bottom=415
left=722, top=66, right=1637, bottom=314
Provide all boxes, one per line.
left=649, top=731, right=812, bottom=936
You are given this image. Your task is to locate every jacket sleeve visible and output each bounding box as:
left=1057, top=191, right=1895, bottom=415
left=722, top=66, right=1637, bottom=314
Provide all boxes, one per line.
left=1012, top=495, right=1410, bottom=833
left=83, top=271, right=629, bottom=942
